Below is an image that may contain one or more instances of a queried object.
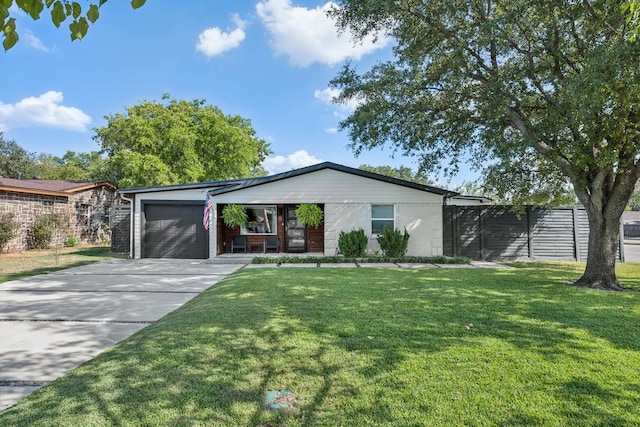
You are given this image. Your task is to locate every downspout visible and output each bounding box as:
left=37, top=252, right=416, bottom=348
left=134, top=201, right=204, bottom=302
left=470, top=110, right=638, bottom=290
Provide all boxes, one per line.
left=118, top=191, right=135, bottom=259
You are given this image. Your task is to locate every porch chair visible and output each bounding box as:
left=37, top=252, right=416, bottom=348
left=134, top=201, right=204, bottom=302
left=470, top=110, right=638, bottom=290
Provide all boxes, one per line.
left=231, top=235, right=247, bottom=253
left=264, top=235, right=280, bottom=253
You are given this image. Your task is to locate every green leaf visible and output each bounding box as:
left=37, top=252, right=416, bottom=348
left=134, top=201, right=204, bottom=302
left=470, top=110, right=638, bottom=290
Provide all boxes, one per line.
left=87, top=4, right=99, bottom=24
left=45, top=0, right=54, bottom=7
left=29, top=0, right=45, bottom=19
left=131, top=0, right=146, bottom=9
left=69, top=17, right=88, bottom=40
left=2, top=19, right=18, bottom=51
left=51, top=1, right=65, bottom=28
left=71, top=1, right=81, bottom=19
left=100, top=0, right=108, bottom=6
left=0, top=0, right=11, bottom=9
left=15, top=0, right=39, bottom=19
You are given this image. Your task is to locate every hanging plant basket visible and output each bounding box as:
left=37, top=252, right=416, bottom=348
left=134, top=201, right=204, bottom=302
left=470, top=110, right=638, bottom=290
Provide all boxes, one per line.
left=222, top=204, right=248, bottom=229
left=295, top=204, right=324, bottom=228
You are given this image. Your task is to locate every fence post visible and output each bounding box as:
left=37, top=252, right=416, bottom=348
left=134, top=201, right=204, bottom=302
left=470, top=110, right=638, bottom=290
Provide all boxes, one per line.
left=527, top=206, right=534, bottom=259
left=452, top=206, right=459, bottom=257
left=572, top=207, right=581, bottom=261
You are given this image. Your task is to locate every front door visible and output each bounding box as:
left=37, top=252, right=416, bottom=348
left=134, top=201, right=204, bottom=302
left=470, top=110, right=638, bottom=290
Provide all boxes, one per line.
left=286, top=206, right=306, bottom=252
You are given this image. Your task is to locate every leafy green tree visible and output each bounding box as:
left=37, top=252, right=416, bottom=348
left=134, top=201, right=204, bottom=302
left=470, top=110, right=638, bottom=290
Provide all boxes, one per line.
left=93, top=95, right=271, bottom=188
left=2, top=0, right=147, bottom=51
left=331, top=1, right=640, bottom=290
left=0, top=134, right=38, bottom=179
left=359, top=164, right=433, bottom=185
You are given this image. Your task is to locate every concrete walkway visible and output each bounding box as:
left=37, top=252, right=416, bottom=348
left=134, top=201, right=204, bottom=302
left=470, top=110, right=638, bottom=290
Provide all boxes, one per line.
left=0, top=259, right=244, bottom=412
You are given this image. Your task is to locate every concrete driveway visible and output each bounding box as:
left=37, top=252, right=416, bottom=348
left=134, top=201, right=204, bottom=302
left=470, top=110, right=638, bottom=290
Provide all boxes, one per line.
left=0, top=259, right=245, bottom=412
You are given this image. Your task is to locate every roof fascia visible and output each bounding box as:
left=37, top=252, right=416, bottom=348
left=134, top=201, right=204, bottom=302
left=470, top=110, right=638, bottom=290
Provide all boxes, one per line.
left=0, top=186, right=70, bottom=198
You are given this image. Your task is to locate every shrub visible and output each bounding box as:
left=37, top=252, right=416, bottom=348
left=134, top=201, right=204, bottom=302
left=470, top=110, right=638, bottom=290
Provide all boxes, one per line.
left=64, top=236, right=78, bottom=247
left=338, top=228, right=368, bottom=257
left=29, top=213, right=64, bottom=249
left=377, top=227, right=410, bottom=258
left=0, top=212, right=17, bottom=252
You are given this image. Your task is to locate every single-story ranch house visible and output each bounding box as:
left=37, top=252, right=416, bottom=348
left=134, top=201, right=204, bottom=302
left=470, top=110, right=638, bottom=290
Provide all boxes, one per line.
left=120, top=162, right=486, bottom=259
left=0, top=178, right=117, bottom=251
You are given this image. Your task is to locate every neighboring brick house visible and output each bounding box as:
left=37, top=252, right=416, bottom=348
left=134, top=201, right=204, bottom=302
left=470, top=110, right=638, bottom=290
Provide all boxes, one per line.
left=0, top=178, right=117, bottom=252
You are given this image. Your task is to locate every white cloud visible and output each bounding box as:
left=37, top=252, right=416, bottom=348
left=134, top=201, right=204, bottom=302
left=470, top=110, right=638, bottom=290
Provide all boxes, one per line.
left=314, top=87, right=363, bottom=122
left=262, top=150, right=324, bottom=174
left=314, top=87, right=361, bottom=112
left=23, top=30, right=50, bottom=52
left=0, top=91, right=91, bottom=132
left=256, top=0, right=389, bottom=67
left=196, top=14, right=246, bottom=58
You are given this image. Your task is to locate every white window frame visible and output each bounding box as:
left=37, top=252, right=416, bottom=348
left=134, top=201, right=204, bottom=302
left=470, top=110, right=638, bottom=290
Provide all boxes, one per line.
left=371, top=204, right=395, bottom=236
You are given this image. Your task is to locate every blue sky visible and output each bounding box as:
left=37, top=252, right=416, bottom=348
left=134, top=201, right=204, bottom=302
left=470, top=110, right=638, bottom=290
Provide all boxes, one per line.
left=0, top=0, right=476, bottom=186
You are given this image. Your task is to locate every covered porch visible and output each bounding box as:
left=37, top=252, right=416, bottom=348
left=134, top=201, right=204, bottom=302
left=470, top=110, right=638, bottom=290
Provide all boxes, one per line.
left=215, top=203, right=325, bottom=256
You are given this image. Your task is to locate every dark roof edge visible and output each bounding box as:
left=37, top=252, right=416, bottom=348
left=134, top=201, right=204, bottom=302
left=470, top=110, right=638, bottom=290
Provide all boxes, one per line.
left=118, top=162, right=458, bottom=197
left=118, top=179, right=244, bottom=194
left=451, top=194, right=493, bottom=202
left=210, top=162, right=458, bottom=197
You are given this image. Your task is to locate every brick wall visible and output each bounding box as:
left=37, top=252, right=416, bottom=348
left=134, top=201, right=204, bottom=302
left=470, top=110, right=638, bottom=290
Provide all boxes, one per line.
left=0, top=187, right=118, bottom=252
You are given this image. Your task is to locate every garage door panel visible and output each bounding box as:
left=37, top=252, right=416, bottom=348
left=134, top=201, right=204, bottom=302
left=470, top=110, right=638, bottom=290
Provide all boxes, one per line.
left=144, top=204, right=207, bottom=259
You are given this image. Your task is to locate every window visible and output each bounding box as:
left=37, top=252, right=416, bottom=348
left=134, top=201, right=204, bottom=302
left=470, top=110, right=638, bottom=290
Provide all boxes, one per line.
left=372, top=204, right=394, bottom=234
left=241, top=205, right=277, bottom=234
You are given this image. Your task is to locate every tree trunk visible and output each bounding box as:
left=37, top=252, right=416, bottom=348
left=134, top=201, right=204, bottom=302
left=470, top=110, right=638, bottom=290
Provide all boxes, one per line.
left=574, top=207, right=625, bottom=291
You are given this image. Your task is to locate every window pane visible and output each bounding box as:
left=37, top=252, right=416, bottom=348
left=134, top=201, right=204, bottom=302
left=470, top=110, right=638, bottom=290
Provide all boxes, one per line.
left=372, top=219, right=394, bottom=234
left=372, top=204, right=394, bottom=219
left=241, top=206, right=277, bottom=234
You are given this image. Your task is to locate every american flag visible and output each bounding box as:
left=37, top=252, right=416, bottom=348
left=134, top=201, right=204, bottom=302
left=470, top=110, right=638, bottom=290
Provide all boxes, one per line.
left=203, top=192, right=213, bottom=230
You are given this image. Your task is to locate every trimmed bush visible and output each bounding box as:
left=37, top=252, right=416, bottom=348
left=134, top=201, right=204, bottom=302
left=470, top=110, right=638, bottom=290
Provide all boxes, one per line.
left=64, top=236, right=78, bottom=247
left=0, top=212, right=17, bottom=252
left=29, top=213, right=64, bottom=249
left=338, top=228, right=368, bottom=257
left=377, top=227, right=410, bottom=258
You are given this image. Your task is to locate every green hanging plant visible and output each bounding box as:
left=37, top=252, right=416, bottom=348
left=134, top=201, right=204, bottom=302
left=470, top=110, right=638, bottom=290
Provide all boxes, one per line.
left=295, top=203, right=324, bottom=228
left=222, top=204, right=248, bottom=229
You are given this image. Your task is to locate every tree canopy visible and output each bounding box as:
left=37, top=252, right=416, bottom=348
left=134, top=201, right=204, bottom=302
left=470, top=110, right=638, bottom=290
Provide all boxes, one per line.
left=331, top=0, right=640, bottom=290
left=359, top=164, right=433, bottom=186
left=93, top=95, right=271, bottom=188
left=2, top=0, right=146, bottom=51
left=0, top=133, right=107, bottom=180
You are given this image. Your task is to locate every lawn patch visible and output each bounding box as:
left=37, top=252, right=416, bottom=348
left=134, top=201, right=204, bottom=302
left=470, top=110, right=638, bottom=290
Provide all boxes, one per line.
left=0, top=246, right=121, bottom=284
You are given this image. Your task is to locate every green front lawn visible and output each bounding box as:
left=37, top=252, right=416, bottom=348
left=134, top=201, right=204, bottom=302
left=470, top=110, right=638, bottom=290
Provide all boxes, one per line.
left=1, top=264, right=639, bottom=426
left=0, top=246, right=120, bottom=283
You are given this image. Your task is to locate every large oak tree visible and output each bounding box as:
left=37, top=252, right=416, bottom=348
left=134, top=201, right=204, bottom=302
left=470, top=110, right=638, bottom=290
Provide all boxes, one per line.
left=93, top=95, right=271, bottom=188
left=331, top=0, right=640, bottom=290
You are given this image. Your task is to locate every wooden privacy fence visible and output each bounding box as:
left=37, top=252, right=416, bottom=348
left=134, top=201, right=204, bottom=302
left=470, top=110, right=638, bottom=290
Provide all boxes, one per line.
left=110, top=205, right=131, bottom=254
left=443, top=205, right=624, bottom=261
